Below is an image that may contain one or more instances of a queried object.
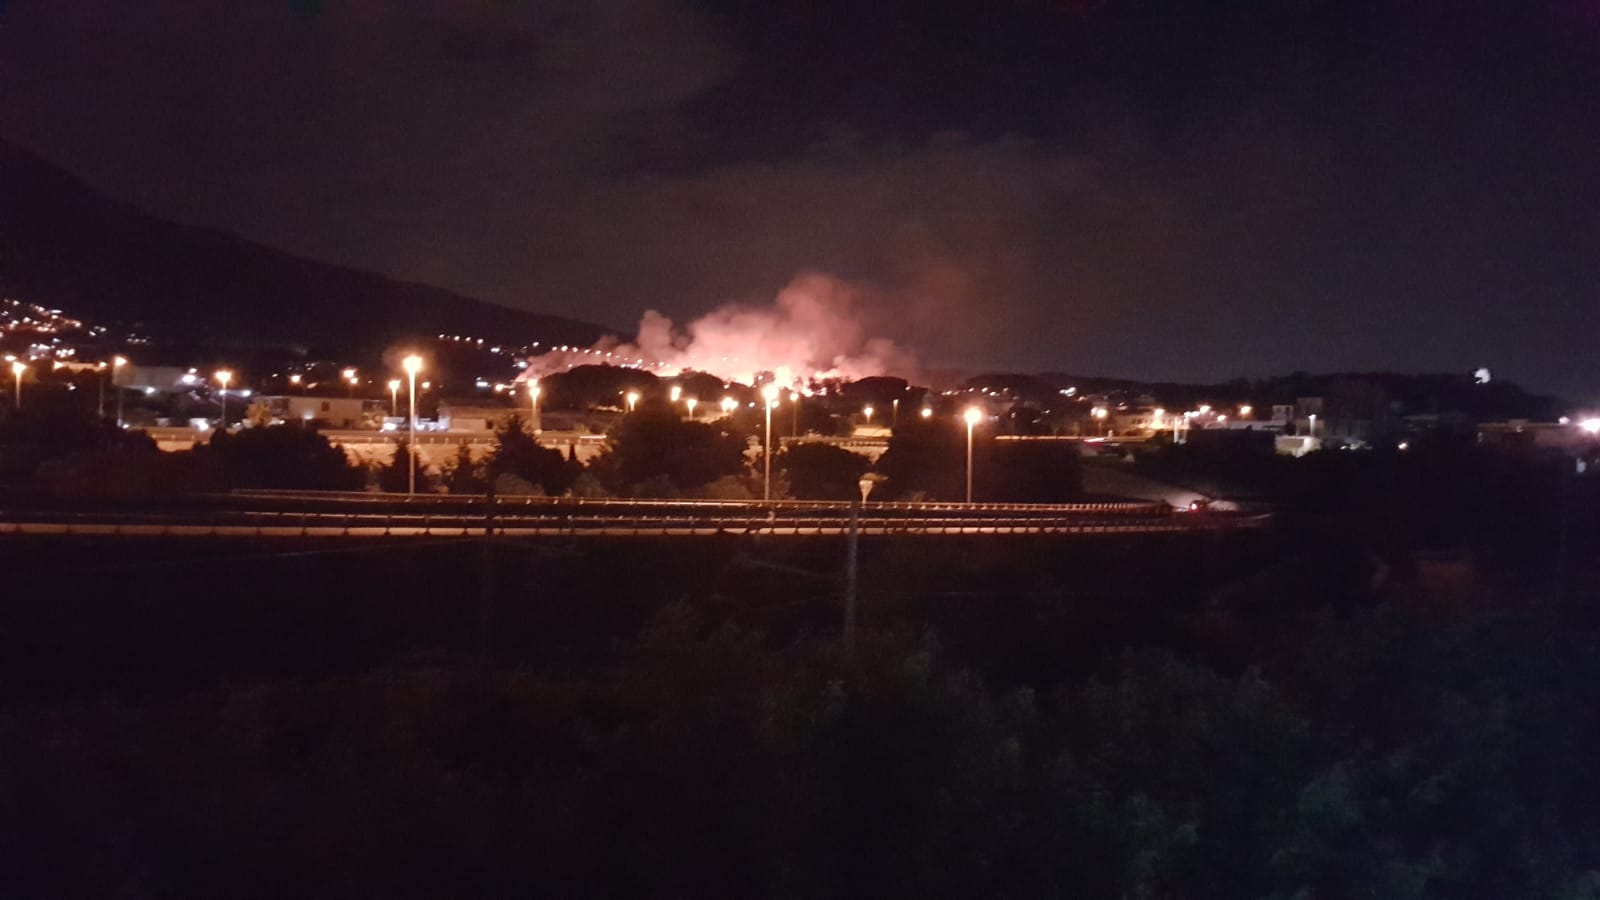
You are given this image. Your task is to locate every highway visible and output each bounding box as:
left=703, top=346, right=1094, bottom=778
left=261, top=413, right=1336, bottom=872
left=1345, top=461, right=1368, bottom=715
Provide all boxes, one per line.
left=0, top=492, right=1264, bottom=538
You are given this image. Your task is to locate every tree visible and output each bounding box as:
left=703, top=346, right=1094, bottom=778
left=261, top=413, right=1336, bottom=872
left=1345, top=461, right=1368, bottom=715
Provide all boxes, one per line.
left=780, top=442, right=870, bottom=500
left=874, top=419, right=964, bottom=501
left=192, top=423, right=363, bottom=491
left=379, top=438, right=436, bottom=493
left=441, top=442, right=486, bottom=494
left=486, top=414, right=576, bottom=496
left=0, top=397, right=155, bottom=486
left=592, top=406, right=748, bottom=495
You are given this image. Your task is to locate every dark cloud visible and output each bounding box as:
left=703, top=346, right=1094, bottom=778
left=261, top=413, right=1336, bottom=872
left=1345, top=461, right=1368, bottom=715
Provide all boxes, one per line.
left=2, top=1, right=1598, bottom=398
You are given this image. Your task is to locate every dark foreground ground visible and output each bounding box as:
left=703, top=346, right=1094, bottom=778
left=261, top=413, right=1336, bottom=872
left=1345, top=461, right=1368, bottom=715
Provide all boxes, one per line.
left=3, top=526, right=1600, bottom=898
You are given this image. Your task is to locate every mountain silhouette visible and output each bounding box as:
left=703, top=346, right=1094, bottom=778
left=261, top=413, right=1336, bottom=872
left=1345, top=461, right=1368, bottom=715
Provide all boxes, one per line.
left=0, top=139, right=608, bottom=357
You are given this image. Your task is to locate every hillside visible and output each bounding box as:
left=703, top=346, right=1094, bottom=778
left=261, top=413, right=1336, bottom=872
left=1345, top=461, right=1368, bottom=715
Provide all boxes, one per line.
left=0, top=139, right=609, bottom=357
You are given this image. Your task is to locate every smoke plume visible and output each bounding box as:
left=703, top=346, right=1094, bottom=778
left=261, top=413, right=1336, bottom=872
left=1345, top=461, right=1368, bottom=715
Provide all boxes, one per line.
left=524, top=273, right=917, bottom=387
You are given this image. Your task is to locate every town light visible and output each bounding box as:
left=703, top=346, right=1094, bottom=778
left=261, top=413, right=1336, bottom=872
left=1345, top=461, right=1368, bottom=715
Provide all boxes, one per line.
left=387, top=378, right=401, bottom=416
left=862, top=404, right=874, bottom=423
left=402, top=355, right=423, bottom=493
left=1581, top=418, right=1600, bottom=435
left=625, top=390, right=640, bottom=413
left=685, top=397, right=698, bottom=418
left=1239, top=404, right=1253, bottom=417
left=527, top=379, right=542, bottom=432
left=670, top=385, right=682, bottom=403
left=963, top=406, right=983, bottom=503
left=720, top=396, right=737, bottom=415
left=920, top=406, right=933, bottom=419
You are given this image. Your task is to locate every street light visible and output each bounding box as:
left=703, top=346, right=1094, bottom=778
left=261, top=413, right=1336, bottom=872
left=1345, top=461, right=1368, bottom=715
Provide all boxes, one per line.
left=214, top=369, right=233, bottom=428
left=1092, top=406, right=1108, bottom=436
left=670, top=385, right=682, bottom=404
left=403, top=354, right=423, bottom=494
left=10, top=360, right=27, bottom=410
left=343, top=367, right=358, bottom=397
left=720, top=396, right=737, bottom=416
left=112, top=355, right=128, bottom=426
left=762, top=383, right=780, bottom=501
left=862, top=404, right=874, bottom=424
left=963, top=406, right=983, bottom=504
left=685, top=397, right=698, bottom=419
left=1239, top=404, right=1253, bottom=418
left=625, top=390, right=640, bottom=414
left=892, top=397, right=899, bottom=427
left=387, top=379, right=401, bottom=417
left=1308, top=413, right=1318, bottom=438
left=288, top=373, right=302, bottom=389
left=920, top=406, right=933, bottom=419
left=789, top=391, right=800, bottom=436
left=527, top=380, right=542, bottom=433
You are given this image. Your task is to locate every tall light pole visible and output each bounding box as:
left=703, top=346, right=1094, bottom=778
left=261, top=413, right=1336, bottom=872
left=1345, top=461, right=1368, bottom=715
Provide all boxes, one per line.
left=892, top=397, right=899, bottom=427
left=763, top=383, right=780, bottom=501
left=387, top=379, right=401, bottom=417
left=964, top=406, right=983, bottom=504
left=625, top=390, right=640, bottom=414
left=685, top=397, right=698, bottom=420
left=11, top=361, right=27, bottom=410
left=527, top=380, right=541, bottom=433
left=403, top=354, right=423, bottom=494
left=863, top=404, right=874, bottom=425
left=789, top=391, right=800, bottom=436
left=670, top=384, right=682, bottom=404
left=113, top=355, right=127, bottom=427
left=214, top=369, right=232, bottom=428
left=343, top=367, right=358, bottom=398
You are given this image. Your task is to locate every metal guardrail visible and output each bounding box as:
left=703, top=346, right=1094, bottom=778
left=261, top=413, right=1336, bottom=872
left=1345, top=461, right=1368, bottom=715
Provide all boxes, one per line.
left=0, top=509, right=1209, bottom=537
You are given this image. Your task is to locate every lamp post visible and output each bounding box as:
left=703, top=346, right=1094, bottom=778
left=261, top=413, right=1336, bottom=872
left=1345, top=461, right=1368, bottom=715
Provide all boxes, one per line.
left=625, top=390, right=640, bottom=414
left=1308, top=413, right=1317, bottom=439
left=403, top=355, right=423, bottom=494
left=214, top=369, right=232, bottom=428
left=670, top=385, right=682, bottom=404
left=527, top=380, right=541, bottom=433
left=863, top=404, right=874, bottom=425
left=113, top=355, right=127, bottom=427
left=762, top=383, right=780, bottom=501
left=964, top=406, right=983, bottom=503
left=10, top=361, right=27, bottom=410
left=892, top=397, right=899, bottom=427
left=343, top=367, right=358, bottom=398
left=720, top=396, right=737, bottom=417
left=920, top=406, right=933, bottom=420
left=289, top=373, right=302, bottom=391
left=789, top=391, right=800, bottom=436
left=388, top=379, right=401, bottom=417
left=685, top=397, right=698, bottom=420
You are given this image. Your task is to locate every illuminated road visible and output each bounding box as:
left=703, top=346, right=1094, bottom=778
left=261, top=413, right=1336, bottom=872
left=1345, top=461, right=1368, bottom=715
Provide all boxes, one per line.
left=0, top=493, right=1264, bottom=538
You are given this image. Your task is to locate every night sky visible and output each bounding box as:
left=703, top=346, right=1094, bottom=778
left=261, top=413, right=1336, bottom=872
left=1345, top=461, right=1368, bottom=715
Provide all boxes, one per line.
left=2, top=1, right=1597, bottom=399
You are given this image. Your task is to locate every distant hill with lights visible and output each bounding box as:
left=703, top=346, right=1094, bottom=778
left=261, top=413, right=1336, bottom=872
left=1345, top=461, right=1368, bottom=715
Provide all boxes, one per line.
left=0, top=139, right=609, bottom=361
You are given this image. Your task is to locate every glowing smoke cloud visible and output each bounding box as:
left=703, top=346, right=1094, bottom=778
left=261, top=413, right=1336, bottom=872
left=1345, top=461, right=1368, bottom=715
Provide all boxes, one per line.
left=524, top=274, right=917, bottom=387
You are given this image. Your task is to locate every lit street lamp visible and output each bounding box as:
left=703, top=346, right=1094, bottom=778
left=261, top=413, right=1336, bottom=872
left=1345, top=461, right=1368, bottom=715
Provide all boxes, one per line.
left=670, top=385, right=682, bottom=404
left=720, top=396, right=737, bottom=416
left=920, top=406, right=933, bottom=419
left=10, top=360, right=27, bottom=410
left=685, top=397, right=698, bottom=419
left=403, top=354, right=423, bottom=494
left=343, top=367, right=358, bottom=398
left=892, top=397, right=899, bottom=427
left=762, top=383, right=780, bottom=501
left=789, top=391, right=800, bottom=436
left=214, top=369, right=233, bottom=428
left=964, top=406, right=983, bottom=503
left=862, top=404, right=874, bottom=424
left=113, top=355, right=128, bottom=427
left=387, top=379, right=401, bottom=417
left=625, top=390, right=640, bottom=414
left=527, top=380, right=542, bottom=433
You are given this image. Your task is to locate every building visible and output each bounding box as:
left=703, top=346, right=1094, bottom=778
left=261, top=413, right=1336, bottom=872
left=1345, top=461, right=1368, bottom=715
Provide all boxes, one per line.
left=436, top=401, right=520, bottom=433
left=250, top=395, right=383, bottom=429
